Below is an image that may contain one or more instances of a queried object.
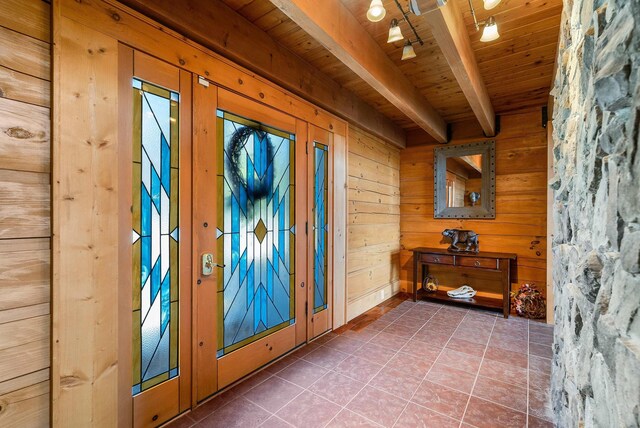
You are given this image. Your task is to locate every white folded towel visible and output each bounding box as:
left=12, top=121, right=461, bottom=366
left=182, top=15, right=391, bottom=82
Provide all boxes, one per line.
left=447, top=285, right=476, bottom=299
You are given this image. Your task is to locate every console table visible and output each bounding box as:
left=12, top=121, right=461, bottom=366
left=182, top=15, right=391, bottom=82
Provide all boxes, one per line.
left=412, top=247, right=517, bottom=318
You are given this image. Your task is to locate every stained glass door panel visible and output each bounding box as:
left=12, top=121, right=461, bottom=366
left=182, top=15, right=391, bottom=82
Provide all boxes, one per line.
left=313, top=142, right=328, bottom=313
left=132, top=78, right=180, bottom=395
left=216, top=110, right=296, bottom=357
left=308, top=125, right=332, bottom=340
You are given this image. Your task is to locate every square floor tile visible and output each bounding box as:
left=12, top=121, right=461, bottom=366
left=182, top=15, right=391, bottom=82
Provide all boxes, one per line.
left=529, top=332, right=554, bottom=346
left=463, top=396, right=526, bottom=428
left=425, top=362, right=477, bottom=394
left=189, top=389, right=238, bottom=422
left=472, top=375, right=527, bottom=412
left=309, top=371, right=366, bottom=406
left=260, top=415, right=294, bottom=428
left=352, top=343, right=396, bottom=365
left=368, top=331, right=409, bottom=349
left=445, top=337, right=487, bottom=358
left=265, top=355, right=300, bottom=374
left=244, top=376, right=304, bottom=413
left=478, top=359, right=528, bottom=388
left=529, top=387, right=554, bottom=421
left=400, top=338, right=442, bottom=361
left=411, top=380, right=470, bottom=420
left=333, top=355, right=383, bottom=383
left=394, top=402, right=460, bottom=428
left=276, top=359, right=329, bottom=388
left=453, top=329, right=491, bottom=346
left=346, top=386, right=408, bottom=427
left=369, top=366, right=423, bottom=399
left=530, top=342, right=553, bottom=359
left=276, top=391, right=341, bottom=428
left=381, top=322, right=421, bottom=339
left=388, top=351, right=433, bottom=376
left=232, top=370, right=273, bottom=395
left=484, top=346, right=528, bottom=369
left=293, top=342, right=322, bottom=358
left=436, top=348, right=482, bottom=374
left=198, top=397, right=271, bottom=428
left=302, top=346, right=350, bottom=369
left=342, top=328, right=379, bottom=342
left=324, top=336, right=366, bottom=354
left=393, top=314, right=427, bottom=328
left=326, top=409, right=381, bottom=427
left=530, top=355, right=552, bottom=375
left=530, top=369, right=551, bottom=392
left=313, top=332, right=338, bottom=345
left=528, top=415, right=555, bottom=427
left=413, top=329, right=452, bottom=347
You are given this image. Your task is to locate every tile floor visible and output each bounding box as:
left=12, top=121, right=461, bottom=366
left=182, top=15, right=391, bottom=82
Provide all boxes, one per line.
left=168, top=297, right=555, bottom=428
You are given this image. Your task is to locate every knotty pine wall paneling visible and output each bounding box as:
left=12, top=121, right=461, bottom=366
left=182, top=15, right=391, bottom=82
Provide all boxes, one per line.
left=400, top=111, right=548, bottom=303
left=347, top=125, right=401, bottom=320
left=0, top=0, right=51, bottom=426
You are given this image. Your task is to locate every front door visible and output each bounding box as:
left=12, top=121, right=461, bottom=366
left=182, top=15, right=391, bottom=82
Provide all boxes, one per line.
left=194, top=84, right=308, bottom=400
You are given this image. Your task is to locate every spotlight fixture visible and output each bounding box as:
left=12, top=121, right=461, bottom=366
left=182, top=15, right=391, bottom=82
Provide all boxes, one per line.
left=468, top=0, right=500, bottom=42
left=479, top=16, right=499, bottom=42
left=366, top=0, right=386, bottom=22
left=401, top=40, right=417, bottom=60
left=387, top=19, right=404, bottom=43
left=483, top=0, right=501, bottom=10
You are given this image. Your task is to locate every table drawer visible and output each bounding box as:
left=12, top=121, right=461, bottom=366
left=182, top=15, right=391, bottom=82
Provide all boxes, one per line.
left=457, top=257, right=498, bottom=269
left=420, top=254, right=454, bottom=265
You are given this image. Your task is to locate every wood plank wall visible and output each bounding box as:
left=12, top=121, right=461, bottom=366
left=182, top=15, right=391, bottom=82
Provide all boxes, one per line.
left=347, top=125, right=401, bottom=320
left=400, top=110, right=548, bottom=301
left=0, top=0, right=51, bottom=426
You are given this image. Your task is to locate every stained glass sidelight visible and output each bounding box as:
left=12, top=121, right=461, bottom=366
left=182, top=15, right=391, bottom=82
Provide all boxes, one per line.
left=216, top=110, right=296, bottom=357
left=132, top=78, right=180, bottom=395
left=313, top=142, right=329, bottom=313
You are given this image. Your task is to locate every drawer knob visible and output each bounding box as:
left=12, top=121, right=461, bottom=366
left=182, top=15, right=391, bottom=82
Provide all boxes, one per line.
left=434, top=257, right=440, bottom=262
left=474, top=260, right=481, bottom=266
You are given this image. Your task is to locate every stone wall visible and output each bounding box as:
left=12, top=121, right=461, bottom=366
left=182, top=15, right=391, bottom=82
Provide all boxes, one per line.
left=550, top=0, right=640, bottom=426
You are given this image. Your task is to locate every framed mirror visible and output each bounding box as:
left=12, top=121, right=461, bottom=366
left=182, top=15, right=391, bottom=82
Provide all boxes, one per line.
left=434, top=140, right=496, bottom=218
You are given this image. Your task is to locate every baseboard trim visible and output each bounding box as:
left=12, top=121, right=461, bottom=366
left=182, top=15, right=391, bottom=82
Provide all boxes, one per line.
left=346, top=280, right=400, bottom=322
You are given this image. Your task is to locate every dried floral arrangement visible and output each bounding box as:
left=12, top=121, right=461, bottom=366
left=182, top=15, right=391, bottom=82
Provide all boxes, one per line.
left=510, top=283, right=546, bottom=319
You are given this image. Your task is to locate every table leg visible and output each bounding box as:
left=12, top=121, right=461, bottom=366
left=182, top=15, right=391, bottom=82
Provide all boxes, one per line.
left=413, top=253, right=418, bottom=302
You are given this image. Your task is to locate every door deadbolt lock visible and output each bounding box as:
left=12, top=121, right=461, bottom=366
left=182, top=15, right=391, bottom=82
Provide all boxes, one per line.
left=202, top=253, right=224, bottom=276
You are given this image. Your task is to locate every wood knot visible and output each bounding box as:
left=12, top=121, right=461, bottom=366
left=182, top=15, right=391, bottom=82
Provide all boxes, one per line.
left=205, top=71, right=210, bottom=76
left=238, top=78, right=243, bottom=85
left=178, top=58, right=186, bottom=66
left=259, top=92, right=265, bottom=99
left=329, top=124, right=334, bottom=130
left=111, top=12, right=121, bottom=21
left=0, top=88, right=4, bottom=97
left=5, top=127, right=34, bottom=139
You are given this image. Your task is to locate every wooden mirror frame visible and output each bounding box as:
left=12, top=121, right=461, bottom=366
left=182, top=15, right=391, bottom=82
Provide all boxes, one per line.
left=434, top=140, right=496, bottom=219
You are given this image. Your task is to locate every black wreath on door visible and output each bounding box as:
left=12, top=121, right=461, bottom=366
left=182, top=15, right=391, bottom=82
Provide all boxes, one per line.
left=227, top=126, right=274, bottom=200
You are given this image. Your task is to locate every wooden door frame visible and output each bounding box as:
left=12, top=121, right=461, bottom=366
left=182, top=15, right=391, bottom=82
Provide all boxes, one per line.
left=117, top=48, right=193, bottom=427
left=307, top=125, right=334, bottom=339
left=52, top=0, right=348, bottom=424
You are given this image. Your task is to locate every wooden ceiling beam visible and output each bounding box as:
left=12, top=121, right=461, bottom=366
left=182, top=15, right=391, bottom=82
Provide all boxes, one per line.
left=268, top=0, right=448, bottom=143
left=119, top=0, right=407, bottom=148
left=424, top=0, right=496, bottom=136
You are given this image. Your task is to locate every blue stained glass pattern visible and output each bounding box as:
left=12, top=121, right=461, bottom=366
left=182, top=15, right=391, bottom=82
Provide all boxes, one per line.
left=313, top=143, right=329, bottom=313
left=216, top=111, right=296, bottom=356
left=132, top=79, right=179, bottom=395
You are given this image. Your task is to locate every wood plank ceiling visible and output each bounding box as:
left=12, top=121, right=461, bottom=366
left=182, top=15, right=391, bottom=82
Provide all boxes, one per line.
left=219, top=0, right=562, bottom=130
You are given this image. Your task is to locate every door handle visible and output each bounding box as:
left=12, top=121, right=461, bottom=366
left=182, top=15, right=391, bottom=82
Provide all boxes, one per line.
left=202, top=253, right=224, bottom=276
